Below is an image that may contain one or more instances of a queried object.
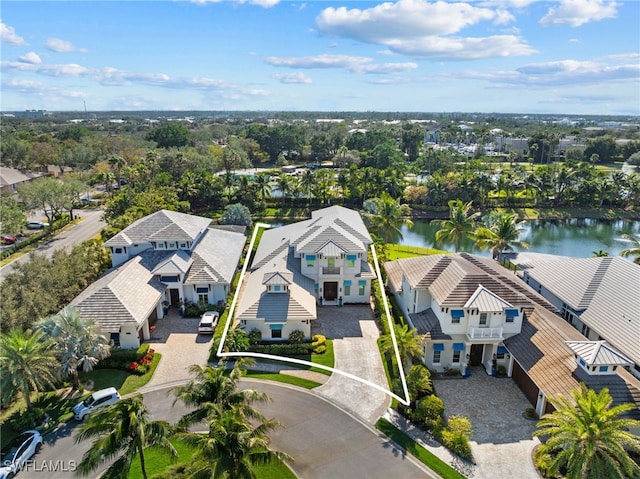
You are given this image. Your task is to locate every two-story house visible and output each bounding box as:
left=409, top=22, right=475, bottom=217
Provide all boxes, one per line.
left=384, top=253, right=557, bottom=375
left=70, top=210, right=246, bottom=348
left=236, top=206, right=375, bottom=341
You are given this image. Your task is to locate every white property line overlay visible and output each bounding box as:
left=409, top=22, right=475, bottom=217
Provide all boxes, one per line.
left=216, top=222, right=411, bottom=406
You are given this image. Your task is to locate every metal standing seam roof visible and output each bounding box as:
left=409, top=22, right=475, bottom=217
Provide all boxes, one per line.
left=105, top=209, right=211, bottom=247
left=464, top=285, right=514, bottom=311
left=564, top=341, right=632, bottom=366
left=236, top=248, right=316, bottom=322
left=521, top=256, right=640, bottom=367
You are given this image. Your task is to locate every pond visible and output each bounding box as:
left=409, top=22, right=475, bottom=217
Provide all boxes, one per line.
left=399, top=218, right=640, bottom=259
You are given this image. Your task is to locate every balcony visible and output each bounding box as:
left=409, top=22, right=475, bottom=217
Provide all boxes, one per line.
left=321, top=267, right=341, bottom=275
left=467, top=327, right=503, bottom=340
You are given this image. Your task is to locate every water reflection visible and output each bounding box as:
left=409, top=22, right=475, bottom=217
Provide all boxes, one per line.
left=399, top=219, right=640, bottom=259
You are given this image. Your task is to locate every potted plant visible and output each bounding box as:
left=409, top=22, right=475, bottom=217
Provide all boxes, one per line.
left=162, top=300, right=170, bottom=315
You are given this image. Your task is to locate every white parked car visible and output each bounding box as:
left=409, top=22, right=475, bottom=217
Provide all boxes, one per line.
left=73, top=387, right=121, bottom=420
left=0, top=430, right=43, bottom=479
left=198, top=311, right=219, bottom=334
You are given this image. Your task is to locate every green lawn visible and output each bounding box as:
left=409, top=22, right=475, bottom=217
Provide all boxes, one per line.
left=128, top=439, right=296, bottom=479
left=385, top=244, right=449, bottom=260
left=244, top=371, right=322, bottom=389
left=376, top=418, right=468, bottom=479
left=79, top=353, right=162, bottom=396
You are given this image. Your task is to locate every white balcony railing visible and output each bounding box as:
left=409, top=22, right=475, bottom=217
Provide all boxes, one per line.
left=467, top=327, right=503, bottom=340
left=321, top=266, right=341, bottom=275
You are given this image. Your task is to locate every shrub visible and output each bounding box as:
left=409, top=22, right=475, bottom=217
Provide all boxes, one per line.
left=250, top=343, right=314, bottom=356
left=288, top=329, right=306, bottom=343
left=418, top=395, right=445, bottom=423
left=13, top=407, right=46, bottom=430
left=440, top=429, right=472, bottom=460
left=312, top=334, right=326, bottom=347
left=248, top=328, right=262, bottom=345
left=448, top=415, right=473, bottom=437
left=313, top=344, right=327, bottom=354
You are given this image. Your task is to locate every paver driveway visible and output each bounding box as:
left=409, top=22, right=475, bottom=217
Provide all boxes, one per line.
left=313, top=305, right=391, bottom=424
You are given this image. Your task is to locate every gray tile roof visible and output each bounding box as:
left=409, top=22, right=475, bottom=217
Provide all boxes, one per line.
left=70, top=254, right=165, bottom=332
left=521, top=256, right=640, bottom=367
left=105, top=209, right=211, bottom=247
left=151, top=250, right=193, bottom=275
left=184, top=228, right=246, bottom=285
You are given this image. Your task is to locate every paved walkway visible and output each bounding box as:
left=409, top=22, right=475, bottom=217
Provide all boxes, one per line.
left=314, top=305, right=391, bottom=424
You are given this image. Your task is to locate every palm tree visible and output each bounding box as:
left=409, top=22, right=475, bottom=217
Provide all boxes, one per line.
left=474, top=212, right=529, bottom=261
left=380, top=324, right=424, bottom=370
left=592, top=249, right=609, bottom=257
left=299, top=169, right=316, bottom=208
left=108, top=155, right=127, bottom=187
left=173, top=360, right=268, bottom=429
left=533, top=384, right=640, bottom=479
left=252, top=174, right=272, bottom=203
left=176, top=405, right=292, bottom=479
left=363, top=192, right=413, bottom=243
left=275, top=174, right=291, bottom=206
left=0, top=328, right=58, bottom=408
left=37, top=306, right=111, bottom=389
left=434, top=199, right=481, bottom=252
left=619, top=233, right=640, bottom=264
left=75, top=394, right=176, bottom=479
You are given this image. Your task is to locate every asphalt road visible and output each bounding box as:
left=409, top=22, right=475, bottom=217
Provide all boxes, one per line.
left=0, top=208, right=106, bottom=281
left=30, top=381, right=433, bottom=479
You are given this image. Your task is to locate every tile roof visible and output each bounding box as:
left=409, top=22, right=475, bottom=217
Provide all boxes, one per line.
left=384, top=253, right=556, bottom=311
left=105, top=209, right=211, bottom=247
left=519, top=256, right=640, bottom=367
left=0, top=167, right=31, bottom=187
left=151, top=250, right=193, bottom=275
left=184, top=228, right=247, bottom=285
left=70, top=254, right=165, bottom=332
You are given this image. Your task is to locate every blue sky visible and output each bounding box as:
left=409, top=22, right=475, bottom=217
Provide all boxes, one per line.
left=1, top=0, right=638, bottom=114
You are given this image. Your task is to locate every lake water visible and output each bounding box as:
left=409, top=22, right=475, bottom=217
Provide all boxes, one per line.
left=399, top=218, right=640, bottom=259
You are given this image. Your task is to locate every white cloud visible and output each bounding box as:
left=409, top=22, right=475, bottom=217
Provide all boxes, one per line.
left=18, top=52, right=42, bottom=64
left=1, top=78, right=87, bottom=99
left=1, top=21, right=26, bottom=46
left=272, top=72, right=313, bottom=84
left=265, top=53, right=418, bottom=73
left=315, top=0, right=535, bottom=60
left=540, top=0, right=619, bottom=27
left=386, top=35, right=536, bottom=60
left=460, top=56, right=639, bottom=87
left=45, top=37, right=88, bottom=53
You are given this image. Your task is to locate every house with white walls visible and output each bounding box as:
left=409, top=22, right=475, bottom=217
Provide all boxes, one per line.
left=384, top=253, right=556, bottom=375
left=236, top=205, right=375, bottom=340
left=71, top=209, right=246, bottom=348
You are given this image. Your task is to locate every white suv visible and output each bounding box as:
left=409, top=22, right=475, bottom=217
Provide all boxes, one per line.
left=73, top=387, right=121, bottom=420
left=198, top=311, right=219, bottom=334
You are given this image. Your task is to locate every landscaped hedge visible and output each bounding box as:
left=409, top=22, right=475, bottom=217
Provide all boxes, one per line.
left=96, top=343, right=151, bottom=370
left=249, top=343, right=316, bottom=356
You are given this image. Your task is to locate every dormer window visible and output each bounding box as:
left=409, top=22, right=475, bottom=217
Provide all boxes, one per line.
left=268, top=285, right=288, bottom=293
left=566, top=341, right=631, bottom=376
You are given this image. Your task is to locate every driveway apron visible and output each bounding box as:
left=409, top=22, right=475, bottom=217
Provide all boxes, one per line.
left=314, top=305, right=390, bottom=424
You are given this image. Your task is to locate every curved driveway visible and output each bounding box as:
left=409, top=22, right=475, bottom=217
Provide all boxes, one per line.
left=35, top=381, right=433, bottom=479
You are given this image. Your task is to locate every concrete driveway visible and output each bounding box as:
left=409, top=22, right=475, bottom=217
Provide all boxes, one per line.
left=313, top=305, right=391, bottom=424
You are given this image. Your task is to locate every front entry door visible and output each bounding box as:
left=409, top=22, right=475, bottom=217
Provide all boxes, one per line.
left=324, top=282, right=338, bottom=301
left=469, top=344, right=484, bottom=367
left=170, top=289, right=180, bottom=305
